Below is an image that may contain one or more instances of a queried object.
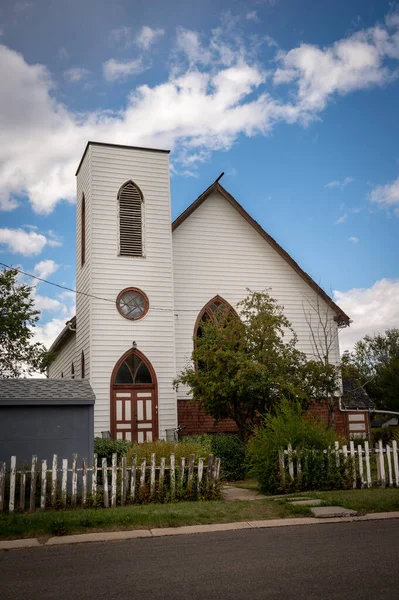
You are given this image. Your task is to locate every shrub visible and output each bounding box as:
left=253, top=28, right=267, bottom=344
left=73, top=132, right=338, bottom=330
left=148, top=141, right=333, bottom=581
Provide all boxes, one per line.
left=371, top=427, right=399, bottom=445
left=210, top=434, right=247, bottom=481
left=247, top=398, right=340, bottom=494
left=94, top=437, right=133, bottom=464
left=125, top=437, right=213, bottom=465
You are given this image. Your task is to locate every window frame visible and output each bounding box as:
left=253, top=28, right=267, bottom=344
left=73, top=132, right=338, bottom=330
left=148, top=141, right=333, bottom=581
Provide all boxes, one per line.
left=81, top=193, right=86, bottom=267
left=116, top=287, right=149, bottom=321
left=117, top=180, right=145, bottom=258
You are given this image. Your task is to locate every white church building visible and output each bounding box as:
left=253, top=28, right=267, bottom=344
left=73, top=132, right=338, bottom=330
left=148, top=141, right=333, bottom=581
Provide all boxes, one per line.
left=49, top=141, right=370, bottom=440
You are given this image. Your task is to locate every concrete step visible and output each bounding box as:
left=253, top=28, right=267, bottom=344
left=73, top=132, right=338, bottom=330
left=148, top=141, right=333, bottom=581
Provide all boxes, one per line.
left=290, top=499, right=322, bottom=506
left=311, top=506, right=358, bottom=518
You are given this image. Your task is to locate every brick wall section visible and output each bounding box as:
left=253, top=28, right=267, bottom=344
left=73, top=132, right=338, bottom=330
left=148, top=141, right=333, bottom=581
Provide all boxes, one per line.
left=177, top=400, right=238, bottom=435
left=178, top=398, right=371, bottom=438
left=307, top=399, right=347, bottom=435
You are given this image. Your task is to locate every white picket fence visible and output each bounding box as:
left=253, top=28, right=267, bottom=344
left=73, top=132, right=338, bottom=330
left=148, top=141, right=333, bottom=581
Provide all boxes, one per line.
left=0, top=453, right=221, bottom=513
left=280, top=440, right=399, bottom=488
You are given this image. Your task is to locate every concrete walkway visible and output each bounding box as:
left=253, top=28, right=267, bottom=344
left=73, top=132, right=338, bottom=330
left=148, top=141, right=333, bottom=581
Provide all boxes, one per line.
left=223, top=485, right=267, bottom=501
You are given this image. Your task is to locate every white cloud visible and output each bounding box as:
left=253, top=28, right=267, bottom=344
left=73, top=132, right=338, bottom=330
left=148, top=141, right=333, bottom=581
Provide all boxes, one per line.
left=369, top=175, right=399, bottom=215
left=1, top=11, right=399, bottom=214
left=0, top=228, right=47, bottom=256
left=64, top=67, right=91, bottom=83
left=336, top=279, right=399, bottom=353
left=33, top=294, right=61, bottom=312
left=335, top=213, right=348, bottom=224
left=34, top=259, right=59, bottom=280
left=246, top=11, right=259, bottom=22
left=103, top=57, right=147, bottom=82
left=31, top=316, right=71, bottom=350
left=274, top=20, right=399, bottom=114
left=58, top=47, right=70, bottom=60
left=348, top=236, right=358, bottom=243
left=136, top=26, right=164, bottom=51
left=109, top=26, right=133, bottom=48
left=325, top=177, right=354, bottom=189
left=47, top=230, right=63, bottom=247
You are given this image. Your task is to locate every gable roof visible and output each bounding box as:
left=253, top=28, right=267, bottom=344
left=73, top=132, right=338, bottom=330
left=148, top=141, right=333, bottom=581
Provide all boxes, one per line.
left=172, top=181, right=350, bottom=326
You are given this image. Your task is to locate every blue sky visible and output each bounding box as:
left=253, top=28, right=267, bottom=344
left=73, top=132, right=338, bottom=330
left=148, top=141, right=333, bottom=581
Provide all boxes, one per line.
left=0, top=0, right=399, bottom=351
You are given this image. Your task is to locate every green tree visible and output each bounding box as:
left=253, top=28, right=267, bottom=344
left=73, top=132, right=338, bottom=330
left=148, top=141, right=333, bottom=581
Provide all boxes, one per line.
left=0, top=267, right=51, bottom=378
left=175, top=291, right=338, bottom=440
left=342, top=329, right=399, bottom=412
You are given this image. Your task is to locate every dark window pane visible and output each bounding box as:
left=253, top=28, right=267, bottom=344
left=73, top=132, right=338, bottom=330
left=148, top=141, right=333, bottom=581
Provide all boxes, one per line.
left=135, top=362, right=152, bottom=384
left=115, top=361, right=133, bottom=384
left=124, top=353, right=141, bottom=376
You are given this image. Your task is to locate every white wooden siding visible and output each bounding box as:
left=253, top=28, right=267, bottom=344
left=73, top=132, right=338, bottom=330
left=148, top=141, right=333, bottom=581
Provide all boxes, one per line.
left=172, top=190, right=342, bottom=400
left=76, top=147, right=92, bottom=381
left=85, top=145, right=177, bottom=436
left=48, top=333, right=76, bottom=379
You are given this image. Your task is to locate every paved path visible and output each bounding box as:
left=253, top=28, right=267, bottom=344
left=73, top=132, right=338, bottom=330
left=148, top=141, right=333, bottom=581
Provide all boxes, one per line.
left=1, top=520, right=398, bottom=600
left=223, top=485, right=267, bottom=501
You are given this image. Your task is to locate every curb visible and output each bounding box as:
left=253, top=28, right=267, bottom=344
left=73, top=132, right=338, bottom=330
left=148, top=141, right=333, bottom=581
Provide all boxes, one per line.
left=1, top=512, right=399, bottom=550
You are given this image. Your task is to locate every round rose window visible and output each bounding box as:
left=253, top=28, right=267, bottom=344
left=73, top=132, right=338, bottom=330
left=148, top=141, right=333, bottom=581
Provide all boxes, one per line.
left=116, top=288, right=149, bottom=320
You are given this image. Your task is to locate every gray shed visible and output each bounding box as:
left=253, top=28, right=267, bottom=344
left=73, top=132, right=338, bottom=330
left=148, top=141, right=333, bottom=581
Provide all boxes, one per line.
left=0, top=379, right=95, bottom=464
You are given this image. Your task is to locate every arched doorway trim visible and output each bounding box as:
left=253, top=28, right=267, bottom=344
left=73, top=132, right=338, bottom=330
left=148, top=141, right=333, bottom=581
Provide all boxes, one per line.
left=110, top=348, right=158, bottom=442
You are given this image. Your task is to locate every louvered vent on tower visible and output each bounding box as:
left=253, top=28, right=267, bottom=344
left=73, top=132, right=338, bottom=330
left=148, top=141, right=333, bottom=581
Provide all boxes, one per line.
left=118, top=181, right=143, bottom=256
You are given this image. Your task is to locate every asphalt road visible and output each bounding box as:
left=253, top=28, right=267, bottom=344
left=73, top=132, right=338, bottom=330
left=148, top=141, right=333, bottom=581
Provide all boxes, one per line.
left=1, top=520, right=398, bottom=600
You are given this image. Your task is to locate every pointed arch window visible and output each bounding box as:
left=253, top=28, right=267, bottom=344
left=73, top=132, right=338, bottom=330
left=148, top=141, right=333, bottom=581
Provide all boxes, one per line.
left=71, top=362, right=75, bottom=380
left=114, top=352, right=153, bottom=385
left=194, top=296, right=237, bottom=339
left=118, top=181, right=143, bottom=257
left=81, top=350, right=85, bottom=379
left=81, top=193, right=86, bottom=267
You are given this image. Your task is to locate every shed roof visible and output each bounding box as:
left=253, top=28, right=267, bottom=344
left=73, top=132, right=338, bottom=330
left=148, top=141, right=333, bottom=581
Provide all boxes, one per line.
left=0, top=379, right=95, bottom=405
left=341, top=379, right=375, bottom=410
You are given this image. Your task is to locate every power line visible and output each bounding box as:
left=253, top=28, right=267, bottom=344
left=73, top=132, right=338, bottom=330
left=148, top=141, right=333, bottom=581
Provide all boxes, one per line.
left=0, top=262, right=198, bottom=314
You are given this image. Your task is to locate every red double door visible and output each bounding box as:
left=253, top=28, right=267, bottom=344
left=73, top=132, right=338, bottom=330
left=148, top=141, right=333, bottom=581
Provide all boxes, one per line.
left=111, top=386, right=158, bottom=442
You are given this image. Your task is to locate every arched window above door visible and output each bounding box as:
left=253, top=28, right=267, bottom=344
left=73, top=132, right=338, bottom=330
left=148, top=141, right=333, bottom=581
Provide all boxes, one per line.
left=194, top=295, right=237, bottom=339
left=115, top=352, right=153, bottom=384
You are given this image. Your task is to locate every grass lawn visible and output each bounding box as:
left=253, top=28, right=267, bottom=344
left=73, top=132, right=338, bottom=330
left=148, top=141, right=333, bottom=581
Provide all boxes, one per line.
left=0, top=500, right=310, bottom=540
left=1, top=488, right=398, bottom=541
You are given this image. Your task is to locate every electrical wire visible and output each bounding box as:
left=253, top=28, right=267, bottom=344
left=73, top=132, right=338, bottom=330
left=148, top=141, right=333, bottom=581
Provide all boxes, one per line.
left=0, top=262, right=198, bottom=314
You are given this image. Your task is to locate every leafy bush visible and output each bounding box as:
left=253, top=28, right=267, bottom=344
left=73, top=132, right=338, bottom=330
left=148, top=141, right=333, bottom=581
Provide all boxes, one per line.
left=94, top=438, right=134, bottom=464
left=371, top=427, right=399, bottom=445
left=210, top=434, right=247, bottom=481
left=247, top=398, right=342, bottom=494
left=125, top=437, right=213, bottom=465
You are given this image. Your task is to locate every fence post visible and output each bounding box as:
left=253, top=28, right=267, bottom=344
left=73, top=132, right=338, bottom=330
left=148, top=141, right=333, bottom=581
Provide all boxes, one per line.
left=180, top=457, right=185, bottom=489
left=386, top=445, right=393, bottom=487
left=197, top=458, right=204, bottom=494
left=349, top=441, right=357, bottom=488
left=357, top=444, right=364, bottom=488
left=30, top=455, right=38, bottom=512
left=19, top=471, right=26, bottom=512
left=278, top=449, right=285, bottom=487
left=92, top=454, right=98, bottom=499
left=111, top=453, right=117, bottom=508
left=378, top=440, right=386, bottom=488
left=130, top=454, right=137, bottom=502
left=159, top=457, right=165, bottom=495
left=207, top=455, right=213, bottom=486
left=102, top=458, right=109, bottom=508
left=40, top=460, right=47, bottom=511
left=82, top=458, right=87, bottom=506
left=140, top=459, right=146, bottom=488
left=121, top=457, right=127, bottom=505
left=61, top=459, right=68, bottom=508
left=215, top=457, right=221, bottom=483
left=334, top=441, right=340, bottom=467
left=0, top=462, right=5, bottom=512
left=150, top=453, right=156, bottom=496
left=9, top=456, right=16, bottom=513
left=188, top=454, right=195, bottom=489
left=170, top=454, right=176, bottom=499
left=287, top=444, right=294, bottom=482
left=51, top=455, right=58, bottom=507
left=364, top=441, right=372, bottom=488
left=71, top=454, right=77, bottom=506
left=392, top=440, right=399, bottom=487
